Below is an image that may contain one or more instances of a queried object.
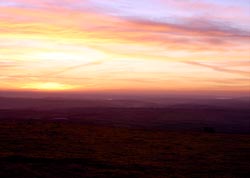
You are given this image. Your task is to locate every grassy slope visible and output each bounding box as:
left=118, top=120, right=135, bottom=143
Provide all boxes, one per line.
left=0, top=121, right=249, bottom=178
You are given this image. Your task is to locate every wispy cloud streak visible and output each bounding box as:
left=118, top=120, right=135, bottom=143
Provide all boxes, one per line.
left=183, top=61, right=250, bottom=77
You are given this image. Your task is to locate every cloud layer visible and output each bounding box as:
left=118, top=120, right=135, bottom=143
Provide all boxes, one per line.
left=0, top=0, right=249, bottom=94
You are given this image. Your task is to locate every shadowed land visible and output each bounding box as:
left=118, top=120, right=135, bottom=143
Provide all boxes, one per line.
left=0, top=120, right=249, bottom=178
left=0, top=96, right=249, bottom=177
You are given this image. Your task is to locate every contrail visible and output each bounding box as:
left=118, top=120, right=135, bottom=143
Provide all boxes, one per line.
left=45, top=60, right=103, bottom=76
left=183, top=61, right=250, bottom=77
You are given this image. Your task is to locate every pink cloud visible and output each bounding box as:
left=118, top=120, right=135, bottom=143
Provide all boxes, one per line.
left=159, top=0, right=250, bottom=24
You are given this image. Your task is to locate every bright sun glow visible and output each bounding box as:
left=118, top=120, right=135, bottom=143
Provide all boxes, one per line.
left=21, top=82, right=75, bottom=91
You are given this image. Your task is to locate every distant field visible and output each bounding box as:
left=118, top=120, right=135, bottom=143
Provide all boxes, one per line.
left=0, top=120, right=249, bottom=178
left=0, top=107, right=249, bottom=133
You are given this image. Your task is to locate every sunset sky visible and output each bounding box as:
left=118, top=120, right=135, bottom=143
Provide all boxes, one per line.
left=0, top=0, right=250, bottom=95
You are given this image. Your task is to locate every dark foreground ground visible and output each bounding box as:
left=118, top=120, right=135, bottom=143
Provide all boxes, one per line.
left=0, top=120, right=249, bottom=178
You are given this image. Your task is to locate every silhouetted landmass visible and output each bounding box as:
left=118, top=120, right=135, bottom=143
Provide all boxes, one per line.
left=0, top=97, right=249, bottom=177
left=0, top=96, right=249, bottom=109
left=0, top=122, right=249, bottom=178
left=0, top=107, right=249, bottom=133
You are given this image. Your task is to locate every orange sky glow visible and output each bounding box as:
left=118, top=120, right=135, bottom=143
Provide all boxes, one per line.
left=0, top=0, right=249, bottom=95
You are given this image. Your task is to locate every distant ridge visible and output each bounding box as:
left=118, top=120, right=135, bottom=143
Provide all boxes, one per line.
left=0, top=96, right=249, bottom=110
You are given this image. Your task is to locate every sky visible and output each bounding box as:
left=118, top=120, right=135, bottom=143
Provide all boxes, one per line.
left=0, top=0, right=250, bottom=95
